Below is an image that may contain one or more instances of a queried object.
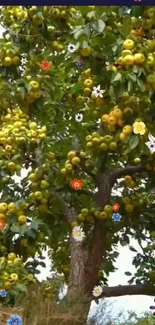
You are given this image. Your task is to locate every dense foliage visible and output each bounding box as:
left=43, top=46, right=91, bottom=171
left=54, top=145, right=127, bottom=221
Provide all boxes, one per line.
left=0, top=5, right=154, bottom=305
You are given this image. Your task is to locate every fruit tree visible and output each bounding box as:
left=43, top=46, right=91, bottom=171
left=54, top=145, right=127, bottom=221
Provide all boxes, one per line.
left=0, top=4, right=154, bottom=323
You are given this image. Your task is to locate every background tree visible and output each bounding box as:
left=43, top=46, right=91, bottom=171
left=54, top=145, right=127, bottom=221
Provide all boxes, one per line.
left=0, top=5, right=154, bottom=323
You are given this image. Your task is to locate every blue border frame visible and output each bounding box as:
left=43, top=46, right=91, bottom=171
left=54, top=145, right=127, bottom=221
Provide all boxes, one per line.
left=0, top=2, right=153, bottom=5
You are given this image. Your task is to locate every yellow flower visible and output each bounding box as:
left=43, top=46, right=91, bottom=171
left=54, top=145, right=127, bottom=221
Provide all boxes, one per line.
left=133, top=121, right=146, bottom=135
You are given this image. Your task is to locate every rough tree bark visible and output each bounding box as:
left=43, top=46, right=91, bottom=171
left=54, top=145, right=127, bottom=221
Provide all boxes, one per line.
left=66, top=172, right=113, bottom=323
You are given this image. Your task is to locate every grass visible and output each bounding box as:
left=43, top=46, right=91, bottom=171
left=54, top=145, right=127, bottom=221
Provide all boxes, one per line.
left=0, top=283, right=90, bottom=325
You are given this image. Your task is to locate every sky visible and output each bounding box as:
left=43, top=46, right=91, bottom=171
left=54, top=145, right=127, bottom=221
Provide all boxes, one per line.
left=0, top=21, right=154, bottom=322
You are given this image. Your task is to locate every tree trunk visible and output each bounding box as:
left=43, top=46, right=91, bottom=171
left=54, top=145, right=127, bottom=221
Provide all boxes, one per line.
left=68, top=238, right=89, bottom=296
left=66, top=238, right=91, bottom=325
left=64, top=172, right=112, bottom=324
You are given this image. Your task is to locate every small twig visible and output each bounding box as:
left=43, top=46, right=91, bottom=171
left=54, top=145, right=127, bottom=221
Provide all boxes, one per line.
left=55, top=186, right=96, bottom=198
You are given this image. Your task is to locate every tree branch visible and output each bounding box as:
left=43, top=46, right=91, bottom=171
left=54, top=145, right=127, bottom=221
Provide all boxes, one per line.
left=55, top=186, right=96, bottom=198
left=110, top=164, right=147, bottom=185
left=80, top=162, right=97, bottom=183
left=97, top=284, right=155, bottom=299
left=50, top=188, right=70, bottom=223
left=142, top=208, right=155, bottom=213
left=76, top=189, right=96, bottom=198
left=51, top=188, right=78, bottom=225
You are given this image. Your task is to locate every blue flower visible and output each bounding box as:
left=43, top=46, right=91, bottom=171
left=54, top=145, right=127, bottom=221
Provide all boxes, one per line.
left=75, top=60, right=84, bottom=68
left=0, top=289, right=7, bottom=297
left=112, top=213, right=121, bottom=222
left=7, top=315, right=22, bottom=325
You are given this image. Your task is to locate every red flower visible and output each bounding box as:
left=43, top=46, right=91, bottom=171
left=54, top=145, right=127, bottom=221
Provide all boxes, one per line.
left=112, top=203, right=120, bottom=212
left=40, top=60, right=52, bottom=71
left=0, top=220, right=5, bottom=229
left=70, top=179, right=84, bottom=190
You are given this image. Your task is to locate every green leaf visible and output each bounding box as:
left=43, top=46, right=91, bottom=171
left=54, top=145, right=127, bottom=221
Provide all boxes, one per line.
left=87, top=11, right=95, bottom=19
left=129, top=135, right=140, bottom=151
left=83, top=24, right=91, bottom=37
left=122, top=17, right=131, bottom=36
left=95, top=19, right=106, bottom=33
left=30, top=219, right=44, bottom=231
left=133, top=65, right=138, bottom=73
left=19, top=224, right=28, bottom=235
left=129, top=246, right=137, bottom=252
left=11, top=223, right=21, bottom=233
left=25, top=228, right=36, bottom=238
left=127, top=80, right=132, bottom=92
left=12, top=154, right=21, bottom=161
left=109, top=85, right=115, bottom=99
left=128, top=74, right=137, bottom=82
left=124, top=135, right=139, bottom=154
left=120, top=240, right=128, bottom=246
left=74, top=29, right=84, bottom=40
left=111, top=72, right=122, bottom=83
left=34, top=269, right=41, bottom=274
left=124, top=271, right=132, bottom=276
left=137, top=79, right=145, bottom=92
left=39, top=261, right=46, bottom=267
left=104, top=32, right=116, bottom=45
left=81, top=40, right=88, bottom=49
left=98, top=19, right=106, bottom=33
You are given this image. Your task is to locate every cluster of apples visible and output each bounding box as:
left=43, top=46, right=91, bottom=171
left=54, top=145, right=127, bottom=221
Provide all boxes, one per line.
left=71, top=205, right=114, bottom=227
left=1, top=6, right=79, bottom=35
left=0, top=200, right=27, bottom=225
left=85, top=132, right=118, bottom=152
left=16, top=80, right=42, bottom=104
left=60, top=151, right=86, bottom=177
left=0, top=41, right=20, bottom=67
left=0, top=106, right=46, bottom=163
left=101, top=107, right=124, bottom=132
left=28, top=167, right=51, bottom=209
left=0, top=253, right=35, bottom=291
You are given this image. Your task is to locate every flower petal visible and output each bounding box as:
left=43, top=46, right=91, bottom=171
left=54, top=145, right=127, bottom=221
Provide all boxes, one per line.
left=148, top=133, right=155, bottom=142
left=7, top=321, right=12, bottom=325
left=145, top=141, right=155, bottom=153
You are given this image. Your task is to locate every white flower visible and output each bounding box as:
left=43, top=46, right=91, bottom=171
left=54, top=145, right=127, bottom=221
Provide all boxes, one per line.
left=145, top=133, right=155, bottom=154
left=21, top=58, right=27, bottom=65
left=148, top=133, right=155, bottom=142
left=151, top=251, right=155, bottom=258
left=72, top=226, right=85, bottom=242
left=75, top=113, right=83, bottom=122
left=92, top=85, right=105, bottom=98
left=68, top=44, right=76, bottom=53
left=92, top=285, right=103, bottom=297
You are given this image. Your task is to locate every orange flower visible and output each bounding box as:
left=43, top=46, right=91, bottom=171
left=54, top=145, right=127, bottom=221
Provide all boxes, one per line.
left=112, top=203, right=120, bottom=212
left=70, top=179, right=84, bottom=190
left=0, top=220, right=5, bottom=229
left=40, top=60, right=52, bottom=71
